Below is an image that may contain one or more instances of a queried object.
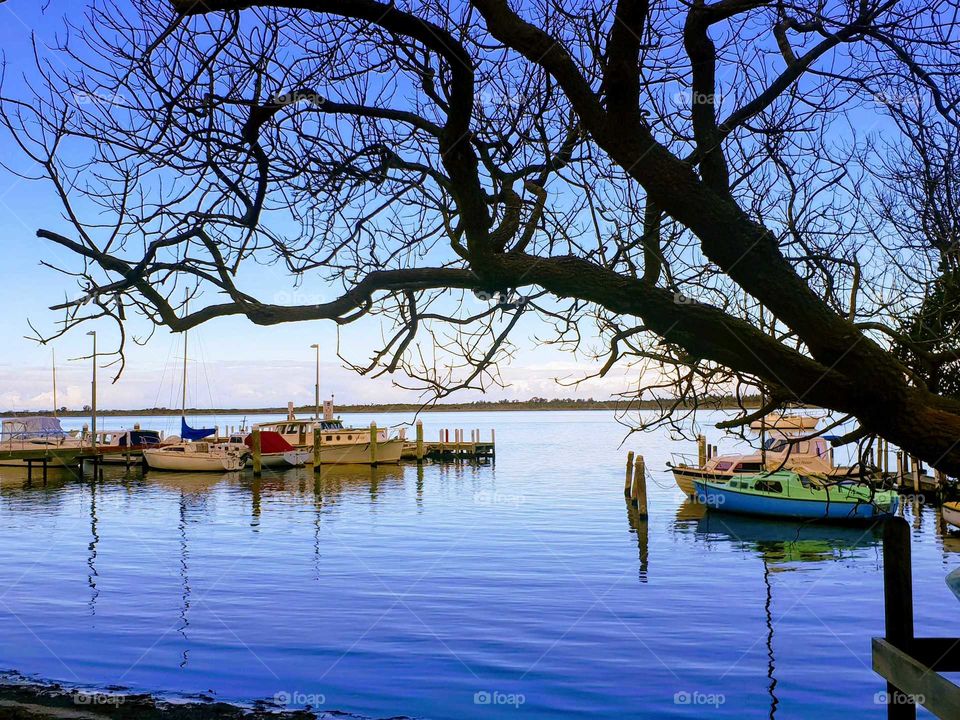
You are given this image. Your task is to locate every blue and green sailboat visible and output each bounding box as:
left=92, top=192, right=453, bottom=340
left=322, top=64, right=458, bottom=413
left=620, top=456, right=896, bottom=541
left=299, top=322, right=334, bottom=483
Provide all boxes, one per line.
left=694, top=471, right=898, bottom=521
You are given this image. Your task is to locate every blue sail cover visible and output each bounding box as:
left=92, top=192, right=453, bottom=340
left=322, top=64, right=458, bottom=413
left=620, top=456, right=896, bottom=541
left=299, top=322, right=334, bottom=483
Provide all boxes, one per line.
left=181, top=417, right=215, bottom=441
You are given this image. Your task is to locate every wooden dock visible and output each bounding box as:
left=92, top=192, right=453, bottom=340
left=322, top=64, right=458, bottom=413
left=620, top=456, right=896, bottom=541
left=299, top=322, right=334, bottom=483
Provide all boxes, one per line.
left=400, top=424, right=496, bottom=463
left=873, top=518, right=960, bottom=718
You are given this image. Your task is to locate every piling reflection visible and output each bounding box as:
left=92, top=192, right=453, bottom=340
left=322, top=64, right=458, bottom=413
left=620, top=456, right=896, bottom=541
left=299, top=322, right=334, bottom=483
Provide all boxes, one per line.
left=624, top=502, right=649, bottom=582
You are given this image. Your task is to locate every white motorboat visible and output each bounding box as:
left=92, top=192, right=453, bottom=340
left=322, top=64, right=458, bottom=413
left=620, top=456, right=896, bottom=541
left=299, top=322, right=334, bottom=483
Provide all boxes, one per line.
left=143, top=441, right=246, bottom=472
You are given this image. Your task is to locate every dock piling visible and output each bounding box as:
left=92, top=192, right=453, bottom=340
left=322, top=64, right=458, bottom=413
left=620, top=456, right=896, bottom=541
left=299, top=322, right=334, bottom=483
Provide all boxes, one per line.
left=632, top=455, right=648, bottom=517
left=416, top=420, right=424, bottom=463
left=697, top=435, right=707, bottom=467
left=252, top=427, right=262, bottom=476
left=370, top=422, right=378, bottom=466
left=882, top=518, right=916, bottom=719
left=313, top=428, right=321, bottom=470
left=624, top=451, right=635, bottom=496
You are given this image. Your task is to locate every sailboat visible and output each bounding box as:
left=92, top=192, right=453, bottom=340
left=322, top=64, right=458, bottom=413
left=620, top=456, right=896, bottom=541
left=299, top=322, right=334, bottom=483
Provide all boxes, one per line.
left=143, top=323, right=246, bottom=473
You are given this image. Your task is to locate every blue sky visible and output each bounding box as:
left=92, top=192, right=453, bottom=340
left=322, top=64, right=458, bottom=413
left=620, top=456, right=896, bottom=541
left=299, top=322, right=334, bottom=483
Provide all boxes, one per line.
left=0, top=2, right=637, bottom=411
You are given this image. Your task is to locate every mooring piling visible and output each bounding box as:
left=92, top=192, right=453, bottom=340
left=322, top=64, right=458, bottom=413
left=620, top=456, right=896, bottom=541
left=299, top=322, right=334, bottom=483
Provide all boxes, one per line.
left=370, top=422, right=379, bottom=466
left=632, top=455, right=648, bottom=518
left=313, top=427, right=321, bottom=470
left=624, top=451, right=635, bottom=496
left=251, top=427, right=262, bottom=476
left=415, top=420, right=424, bottom=463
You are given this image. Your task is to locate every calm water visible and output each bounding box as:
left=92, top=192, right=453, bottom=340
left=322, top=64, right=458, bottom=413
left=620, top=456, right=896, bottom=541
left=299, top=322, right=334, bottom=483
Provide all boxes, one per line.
left=0, top=410, right=956, bottom=718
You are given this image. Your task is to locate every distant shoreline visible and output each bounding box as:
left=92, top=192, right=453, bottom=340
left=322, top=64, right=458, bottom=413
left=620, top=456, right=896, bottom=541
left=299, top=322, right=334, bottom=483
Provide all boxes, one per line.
left=3, top=397, right=765, bottom=417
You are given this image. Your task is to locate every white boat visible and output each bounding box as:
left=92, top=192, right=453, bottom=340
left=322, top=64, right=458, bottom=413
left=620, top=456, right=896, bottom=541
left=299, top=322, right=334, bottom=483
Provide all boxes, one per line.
left=256, top=410, right=404, bottom=465
left=749, top=413, right=820, bottom=432
left=144, top=303, right=239, bottom=472
left=669, top=434, right=867, bottom=496
left=0, top=416, right=85, bottom=466
left=944, top=502, right=960, bottom=532
left=143, top=441, right=246, bottom=472
left=223, top=432, right=312, bottom=468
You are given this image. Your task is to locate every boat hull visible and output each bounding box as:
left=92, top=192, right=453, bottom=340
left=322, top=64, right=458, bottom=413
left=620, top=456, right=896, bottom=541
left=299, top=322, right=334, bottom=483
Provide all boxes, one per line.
left=693, top=480, right=897, bottom=520
left=944, top=502, right=960, bottom=531
left=143, top=449, right=245, bottom=472
left=311, top=439, right=404, bottom=465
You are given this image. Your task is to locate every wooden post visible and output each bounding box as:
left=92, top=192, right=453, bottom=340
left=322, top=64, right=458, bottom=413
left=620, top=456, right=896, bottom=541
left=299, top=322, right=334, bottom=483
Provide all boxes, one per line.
left=370, top=422, right=378, bottom=466
left=697, top=435, right=707, bottom=467
left=416, top=420, right=424, bottom=463
left=313, top=427, right=322, bottom=470
left=624, top=451, right=635, bottom=496
left=632, top=455, right=648, bottom=518
left=252, top=427, right=262, bottom=476
left=896, top=451, right=904, bottom=488
left=883, top=517, right=916, bottom=720
left=910, top=456, right=920, bottom=494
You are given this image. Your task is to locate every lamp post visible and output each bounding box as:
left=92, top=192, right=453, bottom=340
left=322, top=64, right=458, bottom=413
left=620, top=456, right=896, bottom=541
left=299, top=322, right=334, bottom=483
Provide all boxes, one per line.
left=310, top=343, right=320, bottom=421
left=86, top=331, right=97, bottom=451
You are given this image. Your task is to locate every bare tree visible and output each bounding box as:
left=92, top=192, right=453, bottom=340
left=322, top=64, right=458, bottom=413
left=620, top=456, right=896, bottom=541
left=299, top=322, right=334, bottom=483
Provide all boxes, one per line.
left=4, top=0, right=960, bottom=472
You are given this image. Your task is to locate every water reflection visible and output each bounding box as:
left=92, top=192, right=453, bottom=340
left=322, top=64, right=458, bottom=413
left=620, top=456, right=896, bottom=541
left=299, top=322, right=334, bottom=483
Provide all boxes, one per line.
left=624, top=503, right=649, bottom=582
left=87, top=483, right=99, bottom=615
left=692, top=512, right=884, bottom=567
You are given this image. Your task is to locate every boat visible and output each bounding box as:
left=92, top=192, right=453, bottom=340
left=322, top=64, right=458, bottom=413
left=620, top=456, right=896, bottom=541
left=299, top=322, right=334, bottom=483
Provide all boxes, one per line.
left=256, top=411, right=404, bottom=465
left=943, top=502, right=960, bottom=532
left=669, top=434, right=867, bottom=496
left=0, top=416, right=86, bottom=467
left=222, top=431, right=311, bottom=468
left=143, top=314, right=239, bottom=472
left=749, top=412, right=820, bottom=432
left=143, top=441, right=246, bottom=472
left=90, top=427, right=164, bottom=464
left=693, top=471, right=898, bottom=521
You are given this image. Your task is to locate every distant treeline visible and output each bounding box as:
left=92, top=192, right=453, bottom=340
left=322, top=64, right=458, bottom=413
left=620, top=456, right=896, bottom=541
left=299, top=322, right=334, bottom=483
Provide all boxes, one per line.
left=3, top=395, right=765, bottom=417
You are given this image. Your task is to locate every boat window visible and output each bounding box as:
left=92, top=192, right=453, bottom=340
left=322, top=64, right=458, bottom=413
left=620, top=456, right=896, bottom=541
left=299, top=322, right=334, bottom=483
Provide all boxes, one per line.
left=336, top=435, right=341, bottom=441
left=326, top=435, right=333, bottom=441
left=739, top=463, right=764, bottom=472
left=755, top=480, right=783, bottom=494
left=714, top=461, right=732, bottom=471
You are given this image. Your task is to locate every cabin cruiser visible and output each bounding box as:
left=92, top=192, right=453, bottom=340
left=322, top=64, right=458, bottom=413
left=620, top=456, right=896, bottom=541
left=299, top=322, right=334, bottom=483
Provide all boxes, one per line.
left=256, top=408, right=404, bottom=465
left=669, top=434, right=867, bottom=496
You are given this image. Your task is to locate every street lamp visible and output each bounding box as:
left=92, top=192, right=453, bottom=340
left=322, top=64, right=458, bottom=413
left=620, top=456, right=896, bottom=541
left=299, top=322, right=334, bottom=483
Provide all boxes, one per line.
left=310, top=343, right=320, bottom=421
left=86, top=331, right=97, bottom=451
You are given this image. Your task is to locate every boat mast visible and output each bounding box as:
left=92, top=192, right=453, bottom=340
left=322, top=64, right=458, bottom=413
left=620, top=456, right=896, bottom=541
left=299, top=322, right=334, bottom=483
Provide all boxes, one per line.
left=181, top=297, right=189, bottom=419
left=52, top=348, right=58, bottom=418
